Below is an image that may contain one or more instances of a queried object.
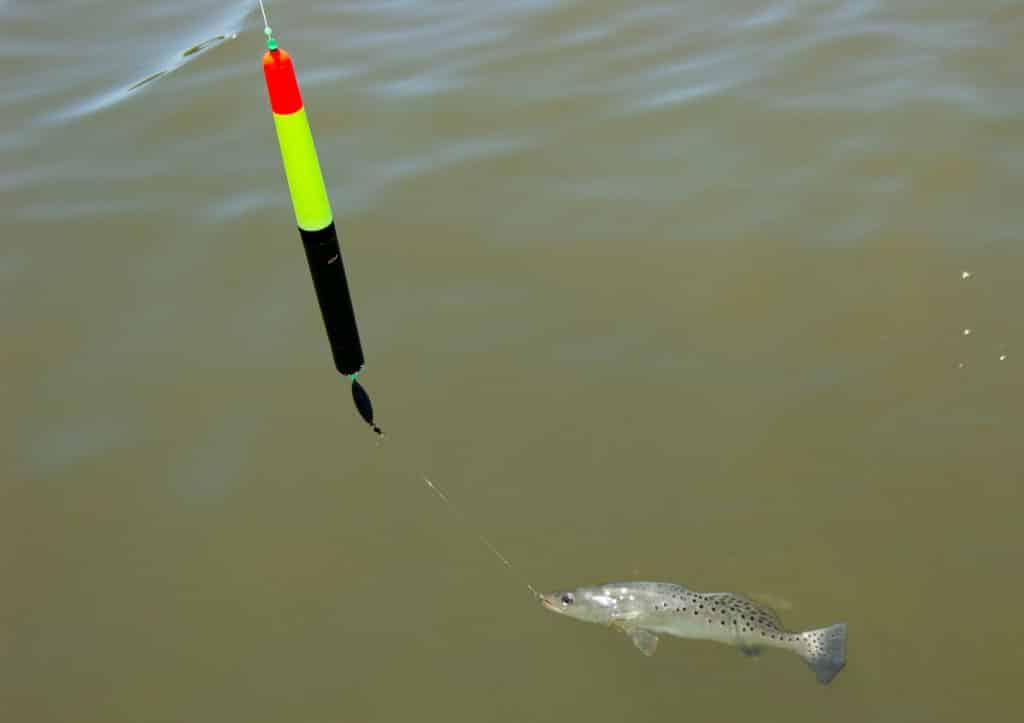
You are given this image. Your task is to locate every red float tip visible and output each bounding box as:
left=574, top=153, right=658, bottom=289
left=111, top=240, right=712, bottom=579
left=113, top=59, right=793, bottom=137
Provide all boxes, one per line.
left=263, top=48, right=303, bottom=115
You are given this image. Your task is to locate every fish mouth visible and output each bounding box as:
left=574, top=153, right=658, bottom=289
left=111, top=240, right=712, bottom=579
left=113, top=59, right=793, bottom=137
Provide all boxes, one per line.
left=540, top=594, right=560, bottom=611
left=540, top=594, right=574, bottom=614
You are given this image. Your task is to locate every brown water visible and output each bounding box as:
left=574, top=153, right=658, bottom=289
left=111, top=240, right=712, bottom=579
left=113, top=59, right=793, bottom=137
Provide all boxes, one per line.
left=3, top=1, right=1022, bottom=721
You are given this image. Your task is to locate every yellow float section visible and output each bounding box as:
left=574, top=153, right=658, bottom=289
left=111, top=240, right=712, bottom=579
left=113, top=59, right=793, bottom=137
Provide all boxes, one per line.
left=272, top=107, right=334, bottom=232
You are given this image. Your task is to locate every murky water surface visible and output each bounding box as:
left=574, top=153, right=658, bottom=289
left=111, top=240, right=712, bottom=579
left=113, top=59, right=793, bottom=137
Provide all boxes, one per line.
left=3, top=1, right=1022, bottom=721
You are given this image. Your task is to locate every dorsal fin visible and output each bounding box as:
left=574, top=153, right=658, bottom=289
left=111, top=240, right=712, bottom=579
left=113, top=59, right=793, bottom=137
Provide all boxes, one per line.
left=747, top=592, right=793, bottom=613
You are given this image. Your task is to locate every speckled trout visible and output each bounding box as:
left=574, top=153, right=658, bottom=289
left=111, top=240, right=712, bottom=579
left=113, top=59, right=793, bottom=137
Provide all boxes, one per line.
left=541, top=582, right=847, bottom=684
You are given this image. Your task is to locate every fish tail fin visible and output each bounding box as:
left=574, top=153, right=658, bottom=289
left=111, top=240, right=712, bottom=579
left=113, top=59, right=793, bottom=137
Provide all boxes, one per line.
left=798, top=623, right=847, bottom=684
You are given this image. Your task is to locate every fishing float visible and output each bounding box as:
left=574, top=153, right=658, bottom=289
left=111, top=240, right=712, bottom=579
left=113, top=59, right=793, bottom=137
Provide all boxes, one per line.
left=256, top=4, right=537, bottom=602
left=258, top=3, right=381, bottom=435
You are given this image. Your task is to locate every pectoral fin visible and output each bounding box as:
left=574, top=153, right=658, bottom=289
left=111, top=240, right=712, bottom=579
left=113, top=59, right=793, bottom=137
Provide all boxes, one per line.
left=627, top=629, right=659, bottom=656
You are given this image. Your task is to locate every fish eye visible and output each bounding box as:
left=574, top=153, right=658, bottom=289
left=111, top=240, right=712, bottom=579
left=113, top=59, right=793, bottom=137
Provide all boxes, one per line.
left=561, top=593, right=574, bottom=605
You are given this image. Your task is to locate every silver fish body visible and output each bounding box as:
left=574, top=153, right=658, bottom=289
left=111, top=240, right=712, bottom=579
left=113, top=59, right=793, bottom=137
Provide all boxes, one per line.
left=541, top=582, right=846, bottom=684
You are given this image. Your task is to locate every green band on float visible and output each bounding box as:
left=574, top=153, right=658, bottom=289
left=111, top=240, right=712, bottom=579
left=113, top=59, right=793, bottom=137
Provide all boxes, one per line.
left=272, top=108, right=333, bottom=231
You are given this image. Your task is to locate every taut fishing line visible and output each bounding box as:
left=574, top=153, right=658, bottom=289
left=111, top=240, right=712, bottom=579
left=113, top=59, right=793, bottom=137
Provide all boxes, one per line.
left=375, top=423, right=541, bottom=600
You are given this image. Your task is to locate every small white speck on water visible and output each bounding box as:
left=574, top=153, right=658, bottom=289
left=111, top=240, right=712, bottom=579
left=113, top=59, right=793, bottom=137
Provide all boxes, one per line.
left=962, top=328, right=972, bottom=336
left=961, top=270, right=972, bottom=280
left=957, top=362, right=966, bottom=369
left=999, top=354, right=1007, bottom=361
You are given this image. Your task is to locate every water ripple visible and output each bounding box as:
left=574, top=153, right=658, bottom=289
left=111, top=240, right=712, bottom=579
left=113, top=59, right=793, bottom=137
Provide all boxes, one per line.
left=37, top=0, right=251, bottom=127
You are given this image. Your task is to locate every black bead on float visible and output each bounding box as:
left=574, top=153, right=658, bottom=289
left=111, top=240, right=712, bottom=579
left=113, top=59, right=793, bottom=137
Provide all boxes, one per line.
left=351, top=379, right=382, bottom=436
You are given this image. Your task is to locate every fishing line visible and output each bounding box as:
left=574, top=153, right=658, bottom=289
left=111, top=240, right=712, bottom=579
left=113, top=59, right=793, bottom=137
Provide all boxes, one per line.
left=423, top=475, right=540, bottom=599
left=257, top=0, right=270, bottom=31
left=376, top=426, right=540, bottom=600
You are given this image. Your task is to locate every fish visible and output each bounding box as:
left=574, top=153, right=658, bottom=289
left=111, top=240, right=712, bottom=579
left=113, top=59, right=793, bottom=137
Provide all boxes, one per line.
left=540, top=581, right=847, bottom=684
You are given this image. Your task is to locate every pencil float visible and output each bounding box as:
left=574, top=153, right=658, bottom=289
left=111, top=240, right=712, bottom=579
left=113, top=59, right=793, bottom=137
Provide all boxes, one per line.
left=260, top=22, right=381, bottom=435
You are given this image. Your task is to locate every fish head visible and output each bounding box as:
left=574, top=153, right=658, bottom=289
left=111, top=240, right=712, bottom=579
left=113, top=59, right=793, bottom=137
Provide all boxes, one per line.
left=540, top=586, right=618, bottom=625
